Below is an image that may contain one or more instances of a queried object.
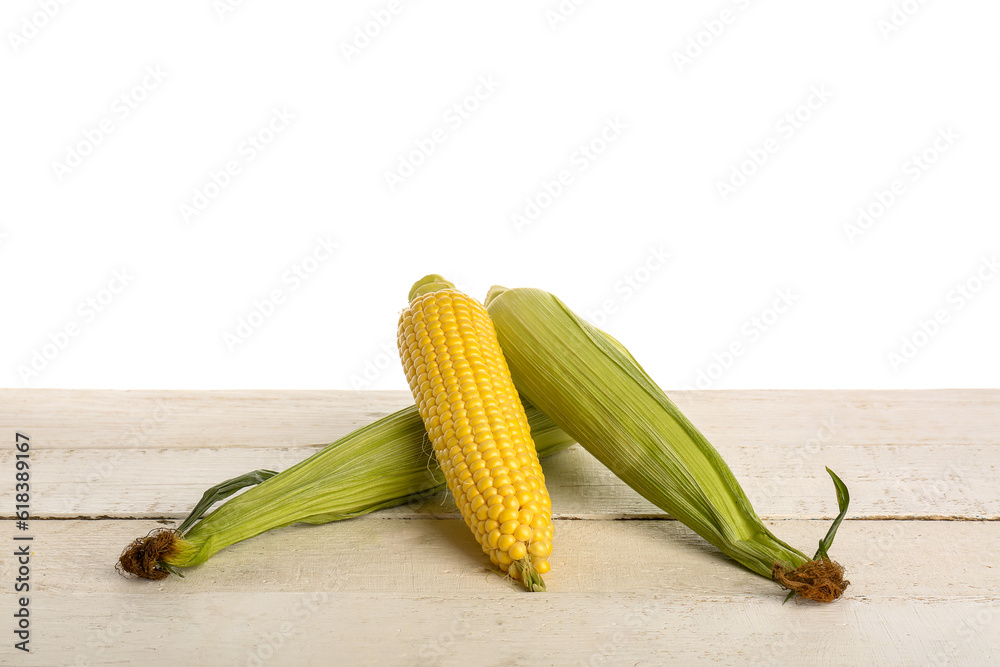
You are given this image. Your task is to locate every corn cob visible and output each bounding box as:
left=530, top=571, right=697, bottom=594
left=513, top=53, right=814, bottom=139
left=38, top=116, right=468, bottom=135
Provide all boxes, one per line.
left=117, top=400, right=573, bottom=579
left=485, top=284, right=850, bottom=602
left=398, top=276, right=554, bottom=591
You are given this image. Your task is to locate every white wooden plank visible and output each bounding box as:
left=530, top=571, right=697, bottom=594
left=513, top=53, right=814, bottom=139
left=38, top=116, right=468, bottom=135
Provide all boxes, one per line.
left=8, top=592, right=999, bottom=666
left=2, top=389, right=996, bottom=665
left=7, top=441, right=996, bottom=519
left=0, top=389, right=414, bottom=450
left=8, top=519, right=1000, bottom=664
left=10, top=519, right=1000, bottom=598
left=3, top=389, right=997, bottom=450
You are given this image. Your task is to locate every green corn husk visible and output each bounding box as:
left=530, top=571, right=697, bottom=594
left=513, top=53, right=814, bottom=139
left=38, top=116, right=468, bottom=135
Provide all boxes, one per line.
left=485, top=285, right=850, bottom=602
left=117, top=402, right=574, bottom=579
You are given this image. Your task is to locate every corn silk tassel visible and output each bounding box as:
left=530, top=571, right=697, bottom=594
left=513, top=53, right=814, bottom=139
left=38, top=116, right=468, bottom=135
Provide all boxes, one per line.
left=117, top=402, right=574, bottom=580
left=485, top=284, right=850, bottom=602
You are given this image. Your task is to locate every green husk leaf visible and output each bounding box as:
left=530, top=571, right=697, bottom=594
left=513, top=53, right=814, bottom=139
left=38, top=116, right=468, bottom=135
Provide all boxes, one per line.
left=815, top=467, right=850, bottom=560
left=486, top=285, right=850, bottom=600
left=122, top=401, right=575, bottom=577
left=176, top=469, right=278, bottom=536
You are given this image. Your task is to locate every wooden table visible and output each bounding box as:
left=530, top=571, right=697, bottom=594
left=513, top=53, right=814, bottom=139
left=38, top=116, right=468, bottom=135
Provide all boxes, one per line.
left=2, top=389, right=998, bottom=665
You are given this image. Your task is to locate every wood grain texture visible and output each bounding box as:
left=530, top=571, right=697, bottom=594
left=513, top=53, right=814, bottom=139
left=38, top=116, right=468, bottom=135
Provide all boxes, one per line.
left=3, top=519, right=1000, bottom=665
left=13, top=591, right=999, bottom=667
left=3, top=389, right=997, bottom=519
left=15, top=519, right=999, bottom=597
left=3, top=388, right=998, bottom=449
left=1, top=389, right=997, bottom=665
left=4, top=442, right=996, bottom=519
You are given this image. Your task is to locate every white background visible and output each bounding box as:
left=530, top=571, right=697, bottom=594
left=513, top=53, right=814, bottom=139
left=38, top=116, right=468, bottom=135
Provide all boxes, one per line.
left=2, top=0, right=997, bottom=391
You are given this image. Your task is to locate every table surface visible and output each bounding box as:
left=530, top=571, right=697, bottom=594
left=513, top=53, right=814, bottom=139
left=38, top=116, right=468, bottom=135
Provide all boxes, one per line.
left=2, top=389, right=998, bottom=666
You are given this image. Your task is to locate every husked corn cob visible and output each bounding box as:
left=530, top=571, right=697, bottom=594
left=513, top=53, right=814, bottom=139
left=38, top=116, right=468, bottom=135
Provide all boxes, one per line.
left=398, top=275, right=553, bottom=591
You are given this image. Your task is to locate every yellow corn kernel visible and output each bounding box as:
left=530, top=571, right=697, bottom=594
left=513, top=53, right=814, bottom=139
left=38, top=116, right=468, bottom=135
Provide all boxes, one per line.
left=529, top=541, right=552, bottom=558
left=498, top=508, right=519, bottom=524
left=398, top=276, right=553, bottom=592
left=497, top=533, right=517, bottom=552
